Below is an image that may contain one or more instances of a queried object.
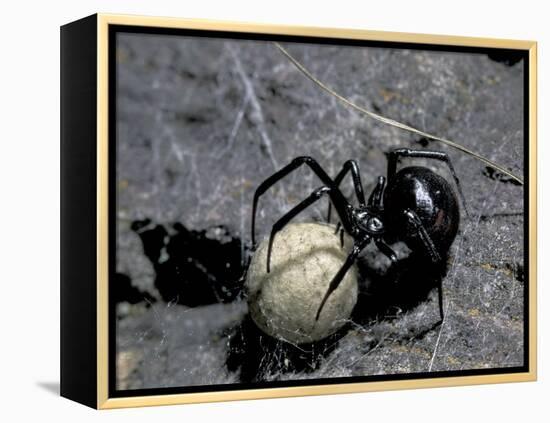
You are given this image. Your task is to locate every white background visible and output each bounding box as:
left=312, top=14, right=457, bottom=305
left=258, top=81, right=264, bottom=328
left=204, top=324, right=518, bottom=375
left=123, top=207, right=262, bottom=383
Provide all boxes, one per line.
left=0, top=0, right=546, bottom=421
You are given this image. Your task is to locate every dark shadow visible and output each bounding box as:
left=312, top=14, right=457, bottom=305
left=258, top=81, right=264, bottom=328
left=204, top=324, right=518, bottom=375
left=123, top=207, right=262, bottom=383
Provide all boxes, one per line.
left=487, top=51, right=524, bottom=67
left=352, top=251, right=447, bottom=325
left=131, top=219, right=248, bottom=307
left=225, top=249, right=447, bottom=382
left=225, top=315, right=349, bottom=383
left=36, top=381, right=60, bottom=396
left=113, top=272, right=156, bottom=305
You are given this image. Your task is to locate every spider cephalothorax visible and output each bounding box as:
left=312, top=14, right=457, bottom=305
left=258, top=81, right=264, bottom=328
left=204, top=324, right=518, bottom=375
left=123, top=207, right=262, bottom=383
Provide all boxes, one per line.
left=251, top=148, right=468, bottom=323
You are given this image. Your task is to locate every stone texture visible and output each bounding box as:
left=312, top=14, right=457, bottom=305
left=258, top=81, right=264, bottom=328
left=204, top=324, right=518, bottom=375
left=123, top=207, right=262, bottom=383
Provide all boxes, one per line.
left=114, top=32, right=525, bottom=389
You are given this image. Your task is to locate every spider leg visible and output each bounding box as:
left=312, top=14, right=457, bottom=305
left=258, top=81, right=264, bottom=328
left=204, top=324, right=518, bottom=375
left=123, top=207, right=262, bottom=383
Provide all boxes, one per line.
left=374, top=238, right=398, bottom=264
left=327, top=160, right=366, bottom=223
left=266, top=186, right=332, bottom=273
left=252, top=156, right=352, bottom=248
left=334, top=221, right=341, bottom=235
left=316, top=235, right=371, bottom=320
left=403, top=209, right=445, bottom=321
left=436, top=276, right=444, bottom=323
left=403, top=209, right=442, bottom=264
left=367, top=176, right=386, bottom=211
left=387, top=148, right=469, bottom=217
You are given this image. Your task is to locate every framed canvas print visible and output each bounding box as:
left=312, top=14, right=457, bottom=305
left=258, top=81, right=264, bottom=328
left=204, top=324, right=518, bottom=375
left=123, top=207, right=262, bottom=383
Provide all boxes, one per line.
left=60, top=13, right=537, bottom=409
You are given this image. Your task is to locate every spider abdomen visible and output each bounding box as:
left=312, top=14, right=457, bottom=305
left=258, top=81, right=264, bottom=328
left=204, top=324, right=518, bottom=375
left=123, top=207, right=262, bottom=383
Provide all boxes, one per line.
left=383, top=166, right=460, bottom=255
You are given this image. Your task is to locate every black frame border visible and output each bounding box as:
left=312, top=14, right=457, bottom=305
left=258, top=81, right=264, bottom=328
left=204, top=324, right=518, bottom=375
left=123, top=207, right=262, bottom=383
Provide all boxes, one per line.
left=60, top=14, right=99, bottom=409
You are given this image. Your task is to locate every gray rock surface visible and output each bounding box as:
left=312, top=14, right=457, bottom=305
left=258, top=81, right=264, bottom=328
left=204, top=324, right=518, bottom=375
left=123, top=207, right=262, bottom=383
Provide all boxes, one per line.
left=115, top=32, right=525, bottom=389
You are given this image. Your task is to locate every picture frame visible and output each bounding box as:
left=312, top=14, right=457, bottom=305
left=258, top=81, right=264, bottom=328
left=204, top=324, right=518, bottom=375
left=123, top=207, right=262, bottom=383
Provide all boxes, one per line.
left=60, top=13, right=537, bottom=409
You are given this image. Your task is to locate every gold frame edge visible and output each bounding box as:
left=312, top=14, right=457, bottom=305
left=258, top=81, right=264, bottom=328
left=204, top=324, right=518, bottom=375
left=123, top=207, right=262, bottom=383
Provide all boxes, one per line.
left=95, top=13, right=537, bottom=410
left=528, top=42, right=537, bottom=381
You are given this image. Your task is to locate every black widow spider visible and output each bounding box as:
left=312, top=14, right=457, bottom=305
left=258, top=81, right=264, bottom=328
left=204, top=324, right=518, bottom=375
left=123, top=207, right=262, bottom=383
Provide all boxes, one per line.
left=251, top=148, right=468, bottom=323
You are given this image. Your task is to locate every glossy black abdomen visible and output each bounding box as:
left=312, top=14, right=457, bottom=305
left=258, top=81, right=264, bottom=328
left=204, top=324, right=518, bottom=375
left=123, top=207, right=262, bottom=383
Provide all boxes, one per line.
left=383, top=166, right=460, bottom=254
